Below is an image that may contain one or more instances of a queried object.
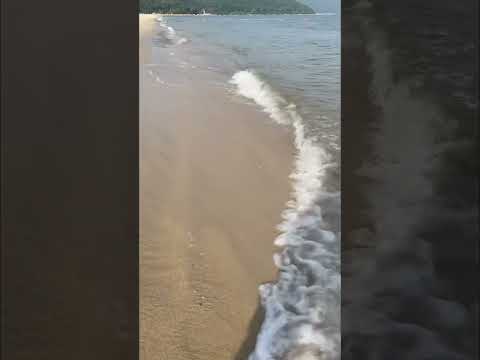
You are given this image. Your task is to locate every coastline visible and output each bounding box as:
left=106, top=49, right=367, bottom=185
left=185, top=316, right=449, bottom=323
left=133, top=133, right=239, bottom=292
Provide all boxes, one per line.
left=139, top=12, right=320, bottom=16
left=140, top=15, right=294, bottom=359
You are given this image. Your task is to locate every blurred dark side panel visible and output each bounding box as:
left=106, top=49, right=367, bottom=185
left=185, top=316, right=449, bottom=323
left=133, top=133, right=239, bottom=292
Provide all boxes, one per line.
left=342, top=0, right=478, bottom=359
left=1, top=0, right=138, bottom=359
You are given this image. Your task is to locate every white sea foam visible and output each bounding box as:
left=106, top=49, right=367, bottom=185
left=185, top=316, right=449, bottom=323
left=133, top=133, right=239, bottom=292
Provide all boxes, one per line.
left=230, top=70, right=291, bottom=125
left=177, top=37, right=188, bottom=45
left=230, top=70, right=340, bottom=360
left=155, top=15, right=189, bottom=45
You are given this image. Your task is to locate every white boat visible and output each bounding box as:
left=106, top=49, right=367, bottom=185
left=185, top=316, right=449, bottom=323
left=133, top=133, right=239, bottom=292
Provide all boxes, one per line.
left=199, top=9, right=212, bottom=16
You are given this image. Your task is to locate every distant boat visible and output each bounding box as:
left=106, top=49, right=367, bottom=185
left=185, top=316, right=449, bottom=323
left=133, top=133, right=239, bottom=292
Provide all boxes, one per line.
left=199, top=9, right=212, bottom=16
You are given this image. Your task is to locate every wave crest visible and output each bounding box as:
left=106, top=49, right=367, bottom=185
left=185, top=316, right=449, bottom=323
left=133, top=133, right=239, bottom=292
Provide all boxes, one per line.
left=230, top=70, right=340, bottom=360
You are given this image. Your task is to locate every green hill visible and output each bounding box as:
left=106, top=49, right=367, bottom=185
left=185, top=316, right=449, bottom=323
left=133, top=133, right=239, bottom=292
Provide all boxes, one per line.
left=140, top=0, right=315, bottom=14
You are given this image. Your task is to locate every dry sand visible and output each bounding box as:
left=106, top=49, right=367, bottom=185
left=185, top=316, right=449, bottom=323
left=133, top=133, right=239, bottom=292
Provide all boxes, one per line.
left=140, top=15, right=294, bottom=360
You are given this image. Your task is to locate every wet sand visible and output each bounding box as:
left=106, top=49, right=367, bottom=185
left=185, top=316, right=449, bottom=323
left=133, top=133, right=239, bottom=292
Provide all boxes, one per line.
left=140, top=15, right=294, bottom=360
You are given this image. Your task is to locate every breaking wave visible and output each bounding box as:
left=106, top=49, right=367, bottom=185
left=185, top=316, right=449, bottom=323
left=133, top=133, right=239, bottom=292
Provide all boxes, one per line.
left=155, top=15, right=189, bottom=46
left=230, top=70, right=340, bottom=360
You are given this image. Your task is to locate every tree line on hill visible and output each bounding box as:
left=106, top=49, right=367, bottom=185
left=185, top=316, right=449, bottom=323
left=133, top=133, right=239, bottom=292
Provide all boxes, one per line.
left=140, top=0, right=314, bottom=14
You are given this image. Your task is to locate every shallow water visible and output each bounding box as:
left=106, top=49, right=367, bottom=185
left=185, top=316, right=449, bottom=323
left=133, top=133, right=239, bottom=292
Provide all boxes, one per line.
left=166, top=14, right=340, bottom=155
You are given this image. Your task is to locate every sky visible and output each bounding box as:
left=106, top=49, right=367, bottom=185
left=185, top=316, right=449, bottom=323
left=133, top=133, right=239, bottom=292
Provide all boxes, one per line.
left=300, top=0, right=339, bottom=13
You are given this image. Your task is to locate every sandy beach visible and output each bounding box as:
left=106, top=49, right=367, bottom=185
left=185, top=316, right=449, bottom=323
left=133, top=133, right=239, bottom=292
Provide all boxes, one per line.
left=140, top=15, right=293, bottom=359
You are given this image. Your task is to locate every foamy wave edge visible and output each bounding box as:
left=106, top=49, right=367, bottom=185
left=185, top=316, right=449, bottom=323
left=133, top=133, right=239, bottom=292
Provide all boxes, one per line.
left=155, top=15, right=189, bottom=45
left=230, top=70, right=340, bottom=360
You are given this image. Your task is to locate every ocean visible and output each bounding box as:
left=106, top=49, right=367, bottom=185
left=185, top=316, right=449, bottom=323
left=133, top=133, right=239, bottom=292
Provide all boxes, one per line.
left=149, top=13, right=340, bottom=360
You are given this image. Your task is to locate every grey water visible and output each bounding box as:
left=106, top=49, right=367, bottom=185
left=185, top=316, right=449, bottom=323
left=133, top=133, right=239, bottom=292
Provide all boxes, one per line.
left=165, top=13, right=340, bottom=157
